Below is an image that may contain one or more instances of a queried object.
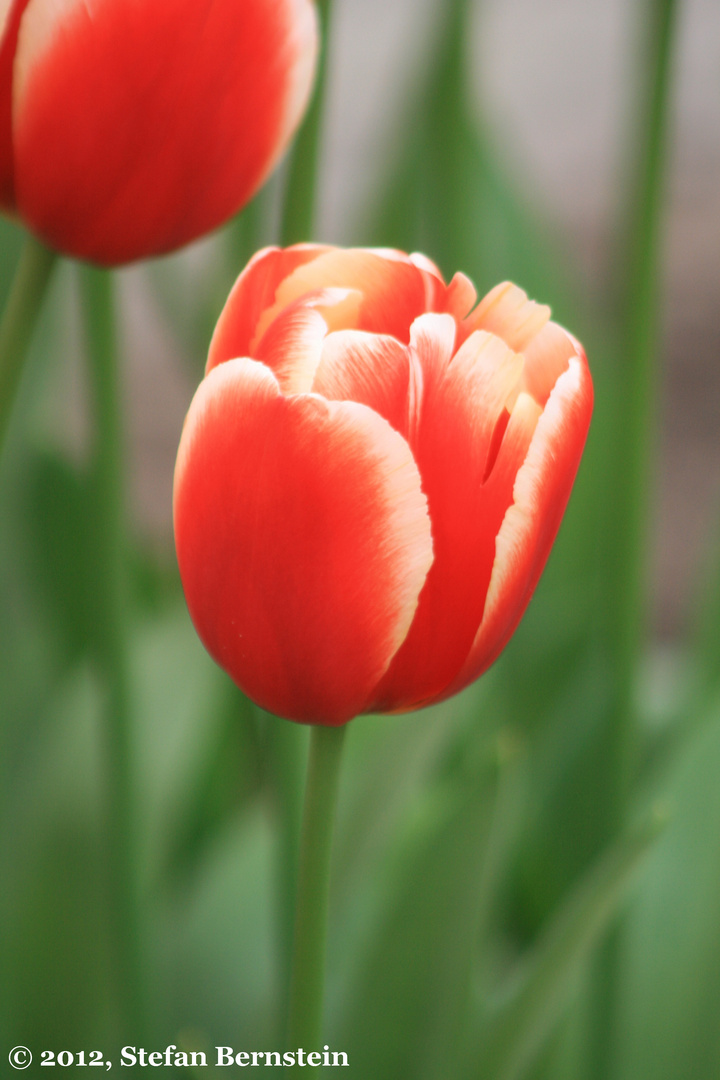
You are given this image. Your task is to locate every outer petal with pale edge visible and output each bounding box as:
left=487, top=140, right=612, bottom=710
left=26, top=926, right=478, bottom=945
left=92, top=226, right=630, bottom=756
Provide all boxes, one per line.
left=438, top=344, right=594, bottom=703
left=208, top=246, right=452, bottom=374
left=173, top=358, right=434, bottom=725
left=207, top=245, right=332, bottom=372
left=10, top=0, right=318, bottom=263
left=368, top=316, right=532, bottom=711
left=309, top=311, right=534, bottom=712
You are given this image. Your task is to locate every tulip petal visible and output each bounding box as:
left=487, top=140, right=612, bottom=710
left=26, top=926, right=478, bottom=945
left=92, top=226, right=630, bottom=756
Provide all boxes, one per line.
left=253, top=248, right=442, bottom=346
left=409, top=250, right=447, bottom=310
left=369, top=321, right=527, bottom=712
left=207, top=244, right=332, bottom=372
left=174, top=358, right=433, bottom=725
left=521, top=318, right=577, bottom=406
left=0, top=0, right=30, bottom=210
left=254, top=288, right=362, bottom=394
left=0, top=1, right=11, bottom=39
left=461, top=281, right=551, bottom=351
left=312, top=329, right=412, bottom=437
left=440, top=348, right=594, bottom=701
left=445, top=270, right=478, bottom=321
left=13, top=0, right=318, bottom=263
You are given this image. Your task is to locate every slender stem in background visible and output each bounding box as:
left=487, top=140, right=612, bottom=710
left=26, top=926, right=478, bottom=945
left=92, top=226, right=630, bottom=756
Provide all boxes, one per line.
left=228, top=188, right=264, bottom=269
left=286, top=723, right=347, bottom=1059
left=605, top=0, right=679, bottom=810
left=280, top=0, right=333, bottom=245
left=591, top=0, right=678, bottom=1075
left=0, top=235, right=56, bottom=457
left=421, top=0, right=472, bottom=277
left=80, top=265, right=146, bottom=1041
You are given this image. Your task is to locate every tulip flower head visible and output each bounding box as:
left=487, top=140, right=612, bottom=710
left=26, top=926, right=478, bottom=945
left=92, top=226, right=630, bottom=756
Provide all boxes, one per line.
left=174, top=246, right=593, bottom=725
left=0, top=0, right=317, bottom=264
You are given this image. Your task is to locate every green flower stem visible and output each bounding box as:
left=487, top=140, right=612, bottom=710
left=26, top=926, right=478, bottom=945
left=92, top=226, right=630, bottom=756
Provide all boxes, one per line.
left=280, top=0, right=333, bottom=245
left=229, top=189, right=265, bottom=268
left=272, top=718, right=310, bottom=1033
left=80, top=265, right=146, bottom=1040
left=605, top=0, right=679, bottom=810
left=0, top=234, right=56, bottom=456
left=591, top=0, right=678, bottom=1075
left=287, top=723, right=347, bottom=1060
left=274, top=0, right=335, bottom=1034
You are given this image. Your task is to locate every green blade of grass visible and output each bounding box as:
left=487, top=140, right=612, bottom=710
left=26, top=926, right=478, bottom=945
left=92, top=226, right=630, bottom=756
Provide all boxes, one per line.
left=470, top=809, right=665, bottom=1080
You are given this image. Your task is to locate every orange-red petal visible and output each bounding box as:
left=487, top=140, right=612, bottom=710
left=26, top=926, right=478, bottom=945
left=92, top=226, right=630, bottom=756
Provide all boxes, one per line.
left=252, top=248, right=446, bottom=345
left=253, top=288, right=361, bottom=394
left=441, top=345, right=594, bottom=701
left=12, top=0, right=317, bottom=263
left=312, top=328, right=412, bottom=438
left=369, top=318, right=529, bottom=712
left=174, top=358, right=433, bottom=725
left=0, top=0, right=29, bottom=210
left=207, top=245, right=332, bottom=372
left=460, top=280, right=551, bottom=351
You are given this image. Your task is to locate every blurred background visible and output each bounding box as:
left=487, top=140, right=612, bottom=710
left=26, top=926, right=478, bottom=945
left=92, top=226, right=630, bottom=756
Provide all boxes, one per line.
left=1, top=0, right=719, bottom=1077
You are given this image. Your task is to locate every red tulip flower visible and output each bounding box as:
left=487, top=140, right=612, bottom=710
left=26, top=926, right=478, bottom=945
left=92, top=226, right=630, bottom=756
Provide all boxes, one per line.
left=0, top=0, right=317, bottom=264
left=174, top=245, right=593, bottom=725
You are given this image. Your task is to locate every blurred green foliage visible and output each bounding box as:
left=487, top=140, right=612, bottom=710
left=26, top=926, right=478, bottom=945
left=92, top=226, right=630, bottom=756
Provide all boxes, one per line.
left=1, top=0, right=717, bottom=1077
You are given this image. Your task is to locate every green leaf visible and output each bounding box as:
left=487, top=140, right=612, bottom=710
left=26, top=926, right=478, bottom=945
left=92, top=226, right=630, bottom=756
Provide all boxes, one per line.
left=336, top=732, right=524, bottom=1080
left=0, top=667, right=117, bottom=1047
left=164, top=681, right=263, bottom=888
left=614, top=701, right=720, bottom=1080
left=470, top=809, right=665, bottom=1080
left=689, top=512, right=720, bottom=705
left=21, top=448, right=98, bottom=665
left=0, top=216, right=24, bottom=310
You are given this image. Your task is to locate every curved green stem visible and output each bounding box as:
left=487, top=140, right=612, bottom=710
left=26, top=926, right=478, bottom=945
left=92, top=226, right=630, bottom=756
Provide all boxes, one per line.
left=280, top=0, right=333, bottom=245
left=605, top=0, right=679, bottom=806
left=287, top=723, right=347, bottom=1058
left=80, top=265, right=146, bottom=1040
left=591, top=1, right=678, bottom=1076
left=0, top=234, right=56, bottom=456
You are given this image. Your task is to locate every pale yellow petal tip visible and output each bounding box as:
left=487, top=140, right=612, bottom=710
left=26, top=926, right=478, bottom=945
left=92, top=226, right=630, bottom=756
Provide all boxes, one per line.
left=470, top=281, right=551, bottom=354
left=0, top=0, right=14, bottom=42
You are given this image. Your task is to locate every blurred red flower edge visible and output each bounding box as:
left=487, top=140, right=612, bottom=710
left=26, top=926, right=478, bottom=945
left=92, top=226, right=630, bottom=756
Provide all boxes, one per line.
left=0, top=0, right=317, bottom=264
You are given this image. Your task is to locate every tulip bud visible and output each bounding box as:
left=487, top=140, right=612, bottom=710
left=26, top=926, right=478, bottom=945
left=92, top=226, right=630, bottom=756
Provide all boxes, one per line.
left=0, top=0, right=317, bottom=264
left=174, top=245, right=593, bottom=724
